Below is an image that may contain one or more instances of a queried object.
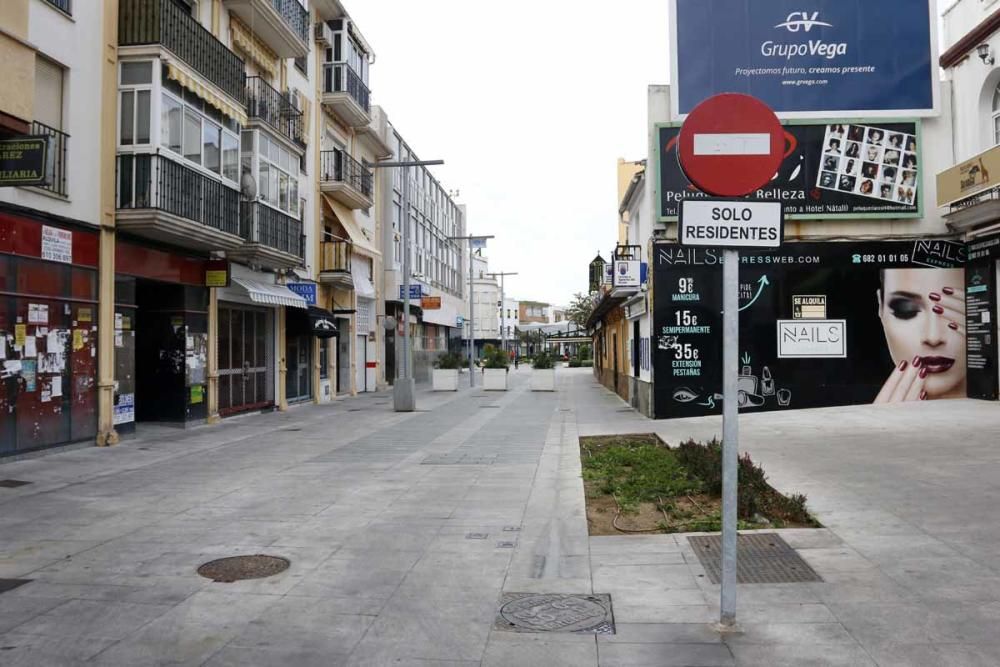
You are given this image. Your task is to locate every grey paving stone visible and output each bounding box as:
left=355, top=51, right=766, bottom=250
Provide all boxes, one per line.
left=597, top=641, right=735, bottom=666
left=482, top=636, right=598, bottom=666
left=0, top=632, right=117, bottom=666
left=10, top=599, right=172, bottom=640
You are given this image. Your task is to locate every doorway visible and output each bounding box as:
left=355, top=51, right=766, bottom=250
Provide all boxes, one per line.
left=612, top=332, right=619, bottom=392
left=218, top=305, right=273, bottom=415
left=633, top=321, right=641, bottom=377
left=285, top=307, right=312, bottom=403
left=355, top=334, right=367, bottom=392
left=336, top=317, right=350, bottom=393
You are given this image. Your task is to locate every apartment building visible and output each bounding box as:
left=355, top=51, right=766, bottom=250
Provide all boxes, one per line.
left=381, top=127, right=466, bottom=382
left=462, top=251, right=499, bottom=357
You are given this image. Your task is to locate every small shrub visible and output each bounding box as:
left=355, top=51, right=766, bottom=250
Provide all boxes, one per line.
left=532, top=352, right=554, bottom=369
left=579, top=359, right=593, bottom=368
left=435, top=352, right=463, bottom=370
left=568, top=359, right=581, bottom=368
left=482, top=344, right=508, bottom=369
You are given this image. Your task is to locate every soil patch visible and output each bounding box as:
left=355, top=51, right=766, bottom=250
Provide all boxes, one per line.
left=580, top=434, right=819, bottom=536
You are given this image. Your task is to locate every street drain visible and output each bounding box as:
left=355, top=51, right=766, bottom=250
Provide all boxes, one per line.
left=687, top=533, right=822, bottom=584
left=0, top=579, right=31, bottom=595
left=496, top=593, right=615, bottom=634
left=466, top=532, right=488, bottom=540
left=0, top=480, right=31, bottom=488
left=197, top=555, right=290, bottom=582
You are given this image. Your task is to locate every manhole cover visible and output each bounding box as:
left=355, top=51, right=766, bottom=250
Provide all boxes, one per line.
left=0, top=480, right=31, bottom=488
left=496, top=593, right=615, bottom=634
left=687, top=533, right=822, bottom=584
left=0, top=579, right=31, bottom=595
left=197, top=555, right=290, bottom=582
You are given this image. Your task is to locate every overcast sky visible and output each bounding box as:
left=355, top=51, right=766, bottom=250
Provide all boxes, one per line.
left=347, top=0, right=671, bottom=307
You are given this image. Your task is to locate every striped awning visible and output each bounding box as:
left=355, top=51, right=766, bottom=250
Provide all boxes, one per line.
left=229, top=16, right=278, bottom=79
left=232, top=278, right=307, bottom=309
left=165, top=62, right=248, bottom=126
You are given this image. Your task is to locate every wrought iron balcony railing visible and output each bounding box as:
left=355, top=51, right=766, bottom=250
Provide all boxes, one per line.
left=117, top=153, right=240, bottom=235
left=119, top=0, right=246, bottom=105
left=272, top=0, right=309, bottom=45
left=240, top=201, right=304, bottom=258
left=321, top=239, right=352, bottom=273
left=30, top=121, right=69, bottom=198
left=246, top=76, right=304, bottom=147
left=319, top=149, right=373, bottom=197
left=321, top=62, right=370, bottom=113
left=44, top=0, right=71, bottom=15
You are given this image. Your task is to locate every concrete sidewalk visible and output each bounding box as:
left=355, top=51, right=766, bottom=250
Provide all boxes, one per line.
left=0, top=367, right=998, bottom=665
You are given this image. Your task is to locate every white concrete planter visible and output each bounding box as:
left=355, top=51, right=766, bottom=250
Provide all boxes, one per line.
left=483, top=368, right=508, bottom=391
left=531, top=368, right=556, bottom=391
left=432, top=368, right=459, bottom=391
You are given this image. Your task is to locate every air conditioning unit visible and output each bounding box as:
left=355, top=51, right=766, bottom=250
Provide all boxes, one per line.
left=314, top=22, right=333, bottom=47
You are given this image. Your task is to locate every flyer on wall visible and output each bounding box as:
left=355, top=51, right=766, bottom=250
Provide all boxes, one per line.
left=657, top=121, right=921, bottom=220
left=653, top=240, right=968, bottom=419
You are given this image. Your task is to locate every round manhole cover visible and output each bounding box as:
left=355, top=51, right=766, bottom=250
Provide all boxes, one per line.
left=499, top=594, right=610, bottom=633
left=197, top=555, right=290, bottom=582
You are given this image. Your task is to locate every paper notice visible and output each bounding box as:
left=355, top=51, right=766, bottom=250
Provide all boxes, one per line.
left=28, top=304, right=49, bottom=325
left=51, top=376, right=63, bottom=398
left=73, top=329, right=84, bottom=351
left=47, top=330, right=60, bottom=352
left=115, top=313, right=123, bottom=330
left=0, top=334, right=5, bottom=360
left=41, top=386, right=51, bottom=403
left=24, top=336, right=37, bottom=358
left=14, top=324, right=26, bottom=347
left=115, top=333, right=123, bottom=348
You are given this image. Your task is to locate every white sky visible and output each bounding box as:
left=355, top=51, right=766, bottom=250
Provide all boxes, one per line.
left=347, top=1, right=671, bottom=307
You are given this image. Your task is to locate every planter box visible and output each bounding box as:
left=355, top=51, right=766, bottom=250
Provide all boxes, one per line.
left=483, top=368, right=508, bottom=391
left=531, top=368, right=556, bottom=391
left=432, top=368, right=459, bottom=391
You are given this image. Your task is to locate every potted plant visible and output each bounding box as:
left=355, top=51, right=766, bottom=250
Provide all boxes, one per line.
left=531, top=351, right=556, bottom=391
left=432, top=352, right=462, bottom=391
left=482, top=344, right=509, bottom=391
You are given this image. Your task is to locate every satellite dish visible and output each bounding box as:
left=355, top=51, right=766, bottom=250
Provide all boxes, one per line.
left=240, top=167, right=257, bottom=201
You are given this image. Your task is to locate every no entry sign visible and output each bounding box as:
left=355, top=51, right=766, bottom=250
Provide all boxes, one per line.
left=677, top=94, right=784, bottom=197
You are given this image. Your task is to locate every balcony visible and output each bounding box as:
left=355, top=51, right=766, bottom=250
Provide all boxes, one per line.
left=225, top=0, right=309, bottom=58
left=119, top=0, right=245, bottom=105
left=116, top=153, right=244, bottom=252
left=319, top=149, right=373, bottom=209
left=319, top=239, right=353, bottom=287
left=30, top=121, right=69, bottom=198
left=320, top=63, right=371, bottom=127
left=228, top=202, right=304, bottom=270
left=246, top=76, right=305, bottom=148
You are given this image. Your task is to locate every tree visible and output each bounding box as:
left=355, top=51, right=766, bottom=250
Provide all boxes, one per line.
left=565, top=292, right=598, bottom=329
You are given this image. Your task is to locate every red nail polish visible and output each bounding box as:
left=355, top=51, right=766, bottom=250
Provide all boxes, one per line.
left=948, top=322, right=959, bottom=331
left=919, top=367, right=928, bottom=379
left=898, top=360, right=908, bottom=371
left=912, top=356, right=921, bottom=367
left=929, top=292, right=941, bottom=302
left=942, top=287, right=955, bottom=295
left=919, top=390, right=927, bottom=400
left=932, top=305, right=944, bottom=314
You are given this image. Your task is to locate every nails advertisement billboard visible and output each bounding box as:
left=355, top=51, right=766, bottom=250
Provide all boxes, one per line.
left=653, top=240, right=967, bottom=419
left=657, top=121, right=922, bottom=221
left=668, top=0, right=937, bottom=118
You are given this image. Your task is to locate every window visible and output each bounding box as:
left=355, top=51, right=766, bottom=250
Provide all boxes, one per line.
left=250, top=131, right=299, bottom=217
left=183, top=109, right=201, bottom=163
left=161, top=93, right=182, bottom=152
left=203, top=120, right=221, bottom=173
left=35, top=56, right=64, bottom=131
left=993, top=83, right=1000, bottom=146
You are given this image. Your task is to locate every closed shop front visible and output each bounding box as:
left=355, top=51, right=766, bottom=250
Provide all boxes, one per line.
left=0, top=213, right=99, bottom=456
left=218, top=304, right=274, bottom=415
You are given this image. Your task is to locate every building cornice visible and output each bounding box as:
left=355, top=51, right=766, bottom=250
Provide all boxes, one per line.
left=941, top=6, right=1000, bottom=69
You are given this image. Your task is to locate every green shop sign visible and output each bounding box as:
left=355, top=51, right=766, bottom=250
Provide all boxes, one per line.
left=0, top=136, right=49, bottom=187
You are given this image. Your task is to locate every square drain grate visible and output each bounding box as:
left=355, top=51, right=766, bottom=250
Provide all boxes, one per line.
left=687, top=533, right=822, bottom=584
left=0, top=579, right=31, bottom=595
left=496, top=593, right=614, bottom=635
left=0, top=480, right=31, bottom=488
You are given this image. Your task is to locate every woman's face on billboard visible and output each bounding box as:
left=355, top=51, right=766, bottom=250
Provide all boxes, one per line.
left=878, top=268, right=966, bottom=398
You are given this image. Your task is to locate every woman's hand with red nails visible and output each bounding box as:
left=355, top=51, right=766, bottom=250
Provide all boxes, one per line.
left=874, top=356, right=926, bottom=403
left=931, top=287, right=965, bottom=336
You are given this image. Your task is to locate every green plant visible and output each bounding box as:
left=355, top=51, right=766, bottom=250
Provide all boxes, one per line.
left=568, top=359, right=581, bottom=368
left=578, top=344, right=592, bottom=361
left=532, top=352, right=554, bottom=369
left=482, top=344, right=508, bottom=369
left=435, top=352, right=463, bottom=370
left=579, top=359, right=593, bottom=368
left=581, top=440, right=700, bottom=513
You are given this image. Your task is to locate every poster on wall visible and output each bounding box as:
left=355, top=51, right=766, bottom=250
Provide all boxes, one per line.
left=657, top=121, right=921, bottom=220
left=965, top=233, right=1000, bottom=401
left=653, top=240, right=967, bottom=419
left=668, top=0, right=937, bottom=118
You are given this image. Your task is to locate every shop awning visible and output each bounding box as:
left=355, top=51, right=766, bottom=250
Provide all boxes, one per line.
left=164, top=62, right=248, bottom=126
left=321, top=194, right=381, bottom=257
left=352, top=271, right=376, bottom=299
left=309, top=306, right=338, bottom=338
left=231, top=277, right=308, bottom=308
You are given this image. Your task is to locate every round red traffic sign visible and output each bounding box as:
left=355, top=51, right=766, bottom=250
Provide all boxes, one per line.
left=677, top=94, right=784, bottom=198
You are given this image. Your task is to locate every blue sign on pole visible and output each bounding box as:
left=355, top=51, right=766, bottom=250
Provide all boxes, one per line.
left=287, top=283, right=317, bottom=305
left=399, top=284, right=423, bottom=300
left=670, top=0, right=936, bottom=118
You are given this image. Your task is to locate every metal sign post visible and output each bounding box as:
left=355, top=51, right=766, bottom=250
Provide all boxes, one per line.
left=676, top=94, right=785, bottom=631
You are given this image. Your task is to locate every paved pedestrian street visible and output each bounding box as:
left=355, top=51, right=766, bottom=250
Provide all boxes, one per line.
left=1, top=367, right=999, bottom=666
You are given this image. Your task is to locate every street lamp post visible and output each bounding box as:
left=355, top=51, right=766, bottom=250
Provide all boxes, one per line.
left=487, top=271, right=518, bottom=360
left=368, top=159, right=444, bottom=412
left=447, top=234, right=495, bottom=387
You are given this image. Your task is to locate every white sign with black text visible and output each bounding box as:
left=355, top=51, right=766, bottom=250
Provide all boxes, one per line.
left=777, top=319, right=847, bottom=358
left=613, top=260, right=641, bottom=287
left=678, top=200, right=783, bottom=249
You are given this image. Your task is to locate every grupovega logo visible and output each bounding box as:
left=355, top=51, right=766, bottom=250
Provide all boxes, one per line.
left=762, top=11, right=847, bottom=60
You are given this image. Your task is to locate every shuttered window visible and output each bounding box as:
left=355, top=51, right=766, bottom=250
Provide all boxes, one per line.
left=34, top=57, right=64, bottom=130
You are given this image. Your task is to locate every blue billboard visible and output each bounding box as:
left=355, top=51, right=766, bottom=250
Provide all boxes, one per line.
left=670, top=0, right=936, bottom=118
